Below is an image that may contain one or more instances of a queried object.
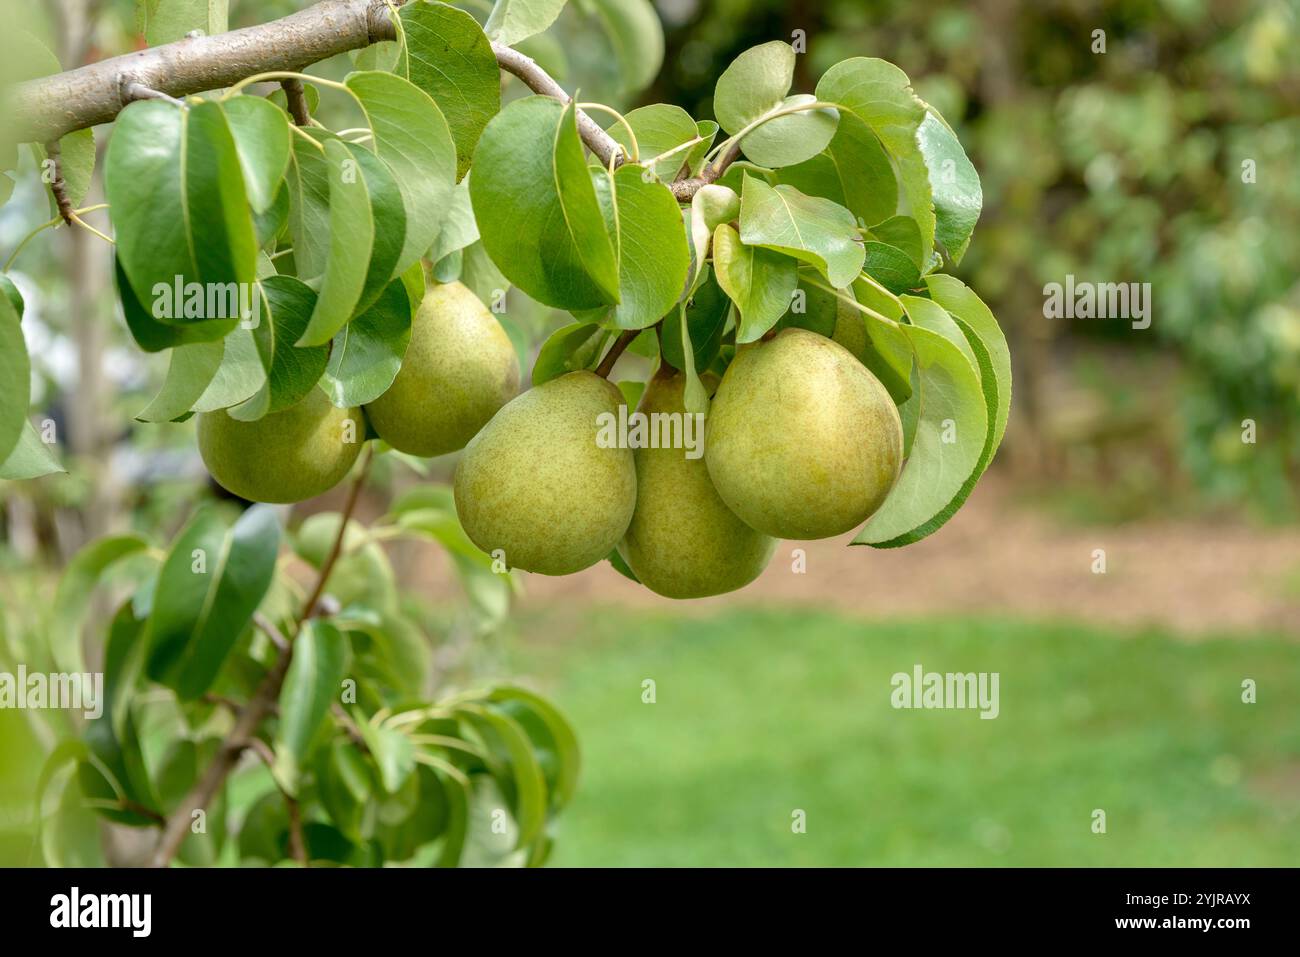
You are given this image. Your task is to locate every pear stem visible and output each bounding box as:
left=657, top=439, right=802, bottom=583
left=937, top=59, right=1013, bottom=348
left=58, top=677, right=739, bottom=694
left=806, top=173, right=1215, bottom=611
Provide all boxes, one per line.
left=595, top=330, right=638, bottom=379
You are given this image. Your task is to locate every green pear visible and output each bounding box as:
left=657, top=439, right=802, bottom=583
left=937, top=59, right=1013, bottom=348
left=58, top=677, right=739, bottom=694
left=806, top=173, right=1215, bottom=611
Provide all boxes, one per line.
left=454, top=371, right=635, bottom=575
left=705, top=328, right=903, bottom=539
left=197, top=388, right=364, bottom=504
left=618, top=372, right=776, bottom=598
left=365, top=281, right=519, bottom=457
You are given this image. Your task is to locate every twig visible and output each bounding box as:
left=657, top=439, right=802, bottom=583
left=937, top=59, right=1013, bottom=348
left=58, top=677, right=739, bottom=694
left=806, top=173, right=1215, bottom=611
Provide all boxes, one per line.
left=594, top=330, right=638, bottom=379
left=43, top=141, right=75, bottom=227
left=253, top=612, right=290, bottom=652
left=245, top=737, right=309, bottom=867
left=148, top=451, right=374, bottom=868
left=280, top=78, right=311, bottom=126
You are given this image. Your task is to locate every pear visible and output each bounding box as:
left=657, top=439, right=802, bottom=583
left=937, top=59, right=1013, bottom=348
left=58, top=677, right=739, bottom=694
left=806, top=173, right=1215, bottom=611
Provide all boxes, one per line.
left=705, top=328, right=903, bottom=539
left=454, top=371, right=635, bottom=575
left=365, top=281, right=519, bottom=457
left=197, top=388, right=364, bottom=504
left=618, top=372, right=775, bottom=598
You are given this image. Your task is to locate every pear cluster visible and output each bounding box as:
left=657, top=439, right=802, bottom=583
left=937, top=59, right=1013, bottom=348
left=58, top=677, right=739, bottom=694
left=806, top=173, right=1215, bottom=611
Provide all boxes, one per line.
left=455, top=325, right=903, bottom=599
left=196, top=281, right=903, bottom=600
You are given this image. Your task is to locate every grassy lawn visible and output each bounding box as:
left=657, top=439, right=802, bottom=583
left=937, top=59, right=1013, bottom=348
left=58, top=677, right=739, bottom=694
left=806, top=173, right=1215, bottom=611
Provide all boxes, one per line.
left=512, top=608, right=1300, bottom=866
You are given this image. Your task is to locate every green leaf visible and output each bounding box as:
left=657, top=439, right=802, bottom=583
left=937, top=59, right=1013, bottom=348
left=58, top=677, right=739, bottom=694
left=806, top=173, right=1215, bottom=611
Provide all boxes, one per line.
left=222, top=95, right=291, bottom=214
left=356, top=720, right=415, bottom=794
left=146, top=504, right=281, bottom=700
left=419, top=756, right=470, bottom=867
left=739, top=94, right=838, bottom=169
left=228, top=277, right=330, bottom=421
left=816, top=57, right=934, bottom=262
left=346, top=70, right=456, bottom=277
left=0, top=274, right=23, bottom=317
left=862, top=242, right=921, bottom=294
left=0, top=421, right=64, bottom=480
left=917, top=110, right=982, bottom=263
left=295, top=139, right=378, bottom=346
left=399, top=1, right=500, bottom=179
left=275, top=619, right=349, bottom=793
left=428, top=178, right=479, bottom=263
left=136, top=340, right=222, bottom=423
left=485, top=685, right=581, bottom=810
left=775, top=111, right=897, bottom=229
left=855, top=321, right=987, bottom=546
left=457, top=703, right=547, bottom=849
left=713, top=41, right=794, bottom=139
left=0, top=294, right=30, bottom=463
left=587, top=0, right=663, bottom=93
left=661, top=269, right=729, bottom=373
left=190, top=326, right=267, bottom=412
left=606, top=104, right=704, bottom=183
left=484, top=0, right=568, bottom=46
left=321, top=280, right=414, bottom=407
left=739, top=176, right=864, bottom=288
left=869, top=215, right=924, bottom=269
left=688, top=184, right=740, bottom=286
left=712, top=223, right=797, bottom=343
left=142, top=0, right=228, bottom=45
left=926, top=274, right=1010, bottom=449
left=49, top=533, right=151, bottom=675
left=592, top=164, right=690, bottom=330
left=286, top=137, right=332, bottom=281
left=105, top=100, right=257, bottom=324
left=531, top=322, right=608, bottom=386
left=115, top=258, right=235, bottom=354
left=470, top=97, right=619, bottom=310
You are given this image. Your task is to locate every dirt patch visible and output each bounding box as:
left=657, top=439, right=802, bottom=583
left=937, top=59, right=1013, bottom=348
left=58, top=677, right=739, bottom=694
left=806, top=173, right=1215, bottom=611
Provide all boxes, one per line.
left=400, top=474, right=1300, bottom=637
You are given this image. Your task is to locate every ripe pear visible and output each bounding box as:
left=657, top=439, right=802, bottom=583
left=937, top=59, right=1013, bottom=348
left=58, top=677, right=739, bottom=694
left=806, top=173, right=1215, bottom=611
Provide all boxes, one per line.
left=365, top=281, right=519, bottom=457
left=618, top=371, right=775, bottom=598
left=454, top=371, right=635, bottom=575
left=197, top=388, right=364, bottom=504
left=705, top=328, right=903, bottom=539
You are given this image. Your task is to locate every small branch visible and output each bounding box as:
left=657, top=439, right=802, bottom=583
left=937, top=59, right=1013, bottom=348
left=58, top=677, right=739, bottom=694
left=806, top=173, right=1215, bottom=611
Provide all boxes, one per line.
left=148, top=451, right=374, bottom=868
left=245, top=737, right=309, bottom=867
left=670, top=140, right=743, bottom=203
left=122, top=82, right=185, bottom=107
left=299, top=447, right=372, bottom=623
left=280, top=78, right=311, bottom=126
left=43, top=141, right=75, bottom=227
left=253, top=612, right=290, bottom=652
left=595, top=330, right=638, bottom=379
left=491, top=42, right=627, bottom=169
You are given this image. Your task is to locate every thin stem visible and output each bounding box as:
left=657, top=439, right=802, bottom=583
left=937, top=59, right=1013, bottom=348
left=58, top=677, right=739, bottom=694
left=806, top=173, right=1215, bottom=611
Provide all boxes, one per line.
left=69, top=212, right=114, bottom=247
left=595, top=330, right=638, bottom=379
left=222, top=70, right=350, bottom=101
left=641, top=135, right=704, bottom=173
left=4, top=204, right=112, bottom=272
left=288, top=123, right=324, bottom=151
left=577, top=102, right=637, bottom=162
left=704, top=100, right=840, bottom=166
left=280, top=78, right=311, bottom=126
left=803, top=275, right=901, bottom=328
left=854, top=270, right=906, bottom=311
left=299, top=446, right=373, bottom=624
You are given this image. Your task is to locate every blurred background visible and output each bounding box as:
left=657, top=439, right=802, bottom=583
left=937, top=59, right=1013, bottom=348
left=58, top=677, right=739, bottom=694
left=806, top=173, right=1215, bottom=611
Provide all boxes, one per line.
left=2, top=0, right=1298, bottom=865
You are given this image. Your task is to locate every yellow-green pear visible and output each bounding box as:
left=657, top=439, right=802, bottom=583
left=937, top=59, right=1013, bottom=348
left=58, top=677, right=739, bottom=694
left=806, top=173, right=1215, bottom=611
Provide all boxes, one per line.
left=618, top=371, right=775, bottom=598
left=705, top=328, right=903, bottom=539
left=454, top=371, right=635, bottom=575
left=197, top=388, right=364, bottom=504
left=365, top=281, right=519, bottom=457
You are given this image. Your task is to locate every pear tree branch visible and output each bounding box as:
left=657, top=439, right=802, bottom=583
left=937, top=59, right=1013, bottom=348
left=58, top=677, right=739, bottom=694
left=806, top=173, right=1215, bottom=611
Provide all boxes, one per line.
left=6, top=0, right=739, bottom=202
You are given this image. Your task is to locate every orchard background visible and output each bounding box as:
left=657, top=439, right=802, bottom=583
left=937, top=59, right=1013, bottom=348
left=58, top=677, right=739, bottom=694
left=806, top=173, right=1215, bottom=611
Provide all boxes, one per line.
left=1, top=0, right=1298, bottom=867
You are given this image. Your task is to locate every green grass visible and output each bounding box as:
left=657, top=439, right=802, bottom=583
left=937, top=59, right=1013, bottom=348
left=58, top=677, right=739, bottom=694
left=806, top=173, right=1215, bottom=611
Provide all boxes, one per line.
left=512, top=608, right=1300, bottom=866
